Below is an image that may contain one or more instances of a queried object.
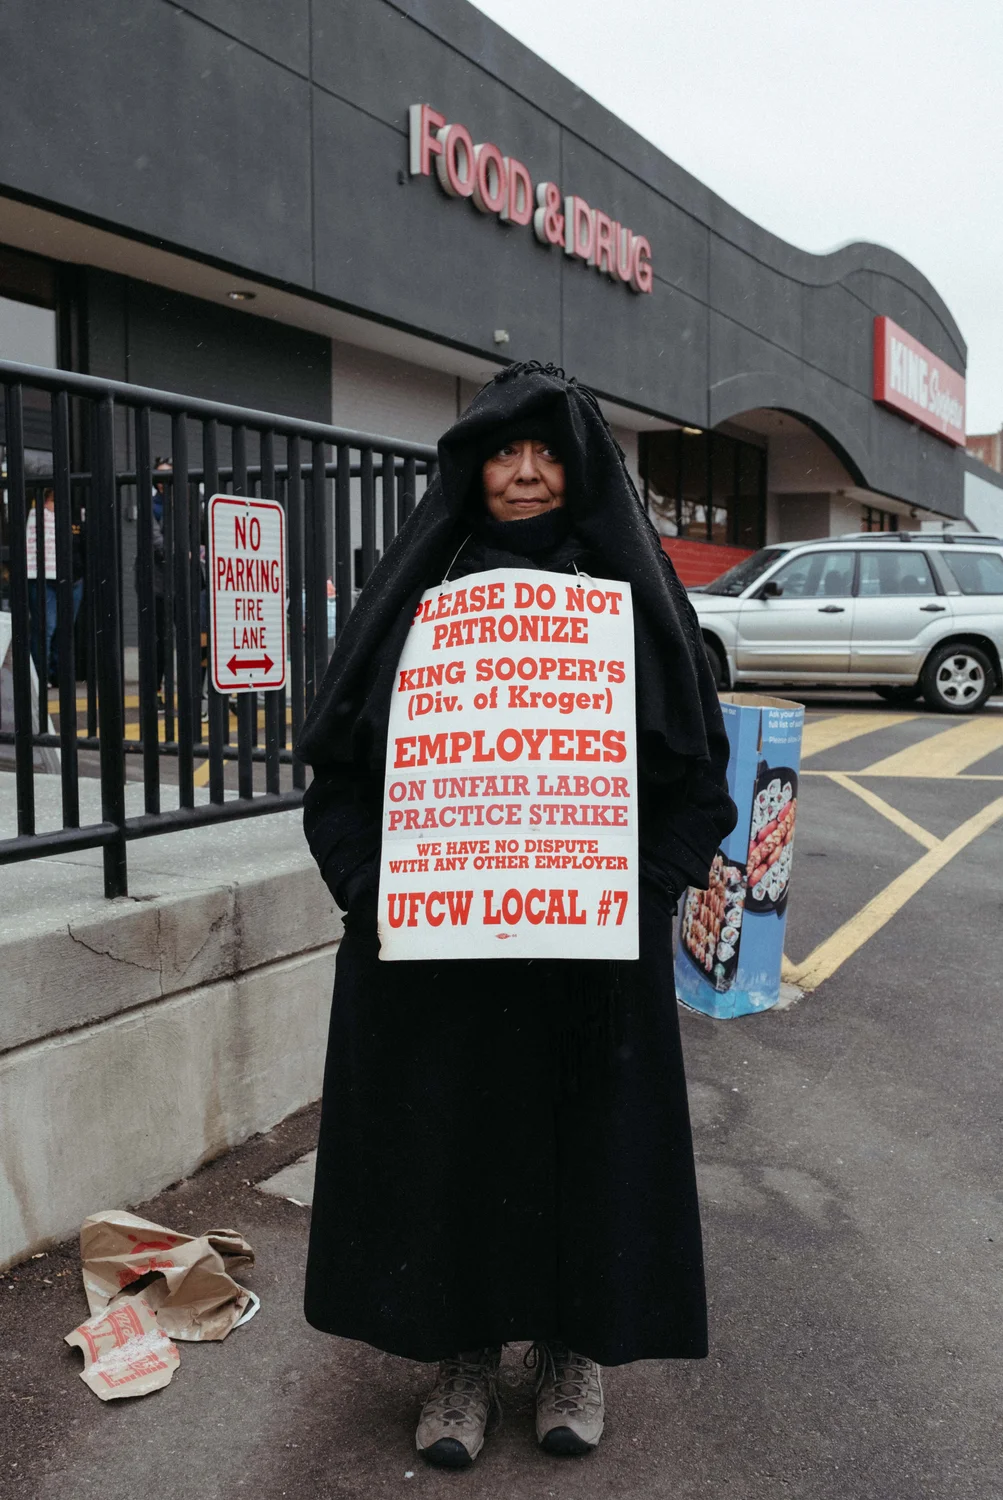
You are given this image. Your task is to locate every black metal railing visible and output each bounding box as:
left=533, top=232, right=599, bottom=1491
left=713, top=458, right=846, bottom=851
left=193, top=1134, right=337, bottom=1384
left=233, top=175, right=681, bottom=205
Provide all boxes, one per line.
left=0, top=358, right=436, bottom=896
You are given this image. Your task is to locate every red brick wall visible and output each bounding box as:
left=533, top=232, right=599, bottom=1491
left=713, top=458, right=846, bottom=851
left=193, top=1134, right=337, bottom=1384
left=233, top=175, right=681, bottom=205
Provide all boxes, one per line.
left=660, top=537, right=754, bottom=587
left=966, top=432, right=1002, bottom=471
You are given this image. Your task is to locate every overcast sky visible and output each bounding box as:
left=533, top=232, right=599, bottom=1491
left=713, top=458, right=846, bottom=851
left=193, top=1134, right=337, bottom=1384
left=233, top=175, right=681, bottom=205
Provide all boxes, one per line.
left=471, top=0, right=1003, bottom=434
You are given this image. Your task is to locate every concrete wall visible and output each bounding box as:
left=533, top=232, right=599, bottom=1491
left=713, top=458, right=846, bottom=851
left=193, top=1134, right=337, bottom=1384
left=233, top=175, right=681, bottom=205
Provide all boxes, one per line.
left=829, top=494, right=867, bottom=536
left=0, top=294, right=56, bottom=366
left=774, top=494, right=832, bottom=543
left=0, top=0, right=966, bottom=518
left=86, top=269, right=332, bottom=421
left=964, top=458, right=1003, bottom=534
left=767, top=428, right=855, bottom=495
left=0, top=797, right=340, bottom=1270
left=331, top=338, right=459, bottom=445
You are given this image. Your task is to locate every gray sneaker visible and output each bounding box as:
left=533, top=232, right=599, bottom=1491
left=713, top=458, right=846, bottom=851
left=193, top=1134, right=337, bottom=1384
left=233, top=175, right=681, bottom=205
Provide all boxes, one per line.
left=532, top=1341, right=605, bottom=1455
left=416, top=1347, right=502, bottom=1469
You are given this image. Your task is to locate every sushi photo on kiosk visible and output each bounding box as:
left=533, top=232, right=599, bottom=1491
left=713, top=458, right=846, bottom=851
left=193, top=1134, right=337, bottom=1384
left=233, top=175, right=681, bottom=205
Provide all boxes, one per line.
left=746, top=766, right=798, bottom=914
left=680, top=852, right=748, bottom=994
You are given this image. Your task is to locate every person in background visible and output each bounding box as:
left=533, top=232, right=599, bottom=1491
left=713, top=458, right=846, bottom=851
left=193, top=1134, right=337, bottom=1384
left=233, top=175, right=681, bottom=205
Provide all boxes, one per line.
left=141, top=459, right=209, bottom=715
left=138, top=458, right=171, bottom=703
left=25, top=487, right=85, bottom=685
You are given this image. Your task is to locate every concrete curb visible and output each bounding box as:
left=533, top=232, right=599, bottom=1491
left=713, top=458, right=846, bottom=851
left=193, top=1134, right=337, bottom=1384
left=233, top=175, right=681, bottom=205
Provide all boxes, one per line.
left=0, top=792, right=342, bottom=1269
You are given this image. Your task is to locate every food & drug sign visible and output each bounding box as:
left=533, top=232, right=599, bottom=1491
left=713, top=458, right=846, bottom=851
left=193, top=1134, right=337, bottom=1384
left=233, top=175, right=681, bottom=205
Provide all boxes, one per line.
left=409, top=103, right=653, bottom=294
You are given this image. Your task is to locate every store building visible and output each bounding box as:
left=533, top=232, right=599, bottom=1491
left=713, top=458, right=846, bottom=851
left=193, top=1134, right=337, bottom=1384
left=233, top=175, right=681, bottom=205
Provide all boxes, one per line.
left=0, top=0, right=972, bottom=585
left=967, top=427, right=1003, bottom=473
left=964, top=453, right=1003, bottom=535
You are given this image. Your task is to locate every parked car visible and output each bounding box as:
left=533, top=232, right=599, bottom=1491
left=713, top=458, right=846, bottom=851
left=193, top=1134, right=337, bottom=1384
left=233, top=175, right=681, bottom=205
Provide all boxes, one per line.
left=690, top=533, right=1003, bottom=713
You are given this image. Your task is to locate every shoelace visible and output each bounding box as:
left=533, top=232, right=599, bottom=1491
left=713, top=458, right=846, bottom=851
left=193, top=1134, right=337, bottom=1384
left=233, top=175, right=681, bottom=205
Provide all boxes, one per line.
left=426, top=1352, right=502, bottom=1429
left=525, top=1342, right=597, bottom=1414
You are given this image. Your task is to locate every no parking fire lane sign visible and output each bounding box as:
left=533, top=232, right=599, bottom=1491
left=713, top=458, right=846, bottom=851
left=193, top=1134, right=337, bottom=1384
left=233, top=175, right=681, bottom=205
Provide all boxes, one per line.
left=209, top=493, right=287, bottom=694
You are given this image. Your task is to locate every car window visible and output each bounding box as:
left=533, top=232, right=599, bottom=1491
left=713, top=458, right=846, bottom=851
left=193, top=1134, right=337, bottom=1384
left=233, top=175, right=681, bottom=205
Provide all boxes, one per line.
left=937, top=550, right=1003, bottom=595
left=701, top=547, right=787, bottom=596
left=858, top=552, right=936, bottom=597
left=768, top=550, right=855, bottom=599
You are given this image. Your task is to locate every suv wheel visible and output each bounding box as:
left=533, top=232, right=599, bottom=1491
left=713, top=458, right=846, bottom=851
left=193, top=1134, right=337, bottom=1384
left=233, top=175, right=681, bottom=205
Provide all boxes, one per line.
left=704, top=639, right=728, bottom=691
left=920, top=644, right=994, bottom=714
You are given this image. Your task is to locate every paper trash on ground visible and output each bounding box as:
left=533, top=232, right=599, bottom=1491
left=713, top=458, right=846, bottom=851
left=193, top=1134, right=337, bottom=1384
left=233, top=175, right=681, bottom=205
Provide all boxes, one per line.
left=79, top=1209, right=255, bottom=1339
left=65, top=1296, right=180, bottom=1401
left=66, top=1210, right=258, bottom=1400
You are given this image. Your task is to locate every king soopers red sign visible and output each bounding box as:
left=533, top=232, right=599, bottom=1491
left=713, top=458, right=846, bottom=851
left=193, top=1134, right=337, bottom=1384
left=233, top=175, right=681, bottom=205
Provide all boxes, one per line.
left=409, top=103, right=652, bottom=294
left=872, top=315, right=966, bottom=446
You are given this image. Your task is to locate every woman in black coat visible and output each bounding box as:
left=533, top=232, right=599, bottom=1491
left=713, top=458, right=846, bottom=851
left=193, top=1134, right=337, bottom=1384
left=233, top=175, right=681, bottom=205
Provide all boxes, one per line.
left=297, top=363, right=736, bottom=1469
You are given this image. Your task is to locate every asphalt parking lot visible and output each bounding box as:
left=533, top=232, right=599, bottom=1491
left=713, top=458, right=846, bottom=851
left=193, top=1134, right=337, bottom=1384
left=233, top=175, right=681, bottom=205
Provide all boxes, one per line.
left=3, top=692, right=1002, bottom=1500
left=783, top=691, right=1003, bottom=989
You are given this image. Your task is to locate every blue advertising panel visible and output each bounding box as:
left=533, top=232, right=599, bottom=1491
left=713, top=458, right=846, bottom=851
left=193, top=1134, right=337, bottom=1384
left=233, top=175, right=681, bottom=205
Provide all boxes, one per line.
left=676, top=694, right=804, bottom=1019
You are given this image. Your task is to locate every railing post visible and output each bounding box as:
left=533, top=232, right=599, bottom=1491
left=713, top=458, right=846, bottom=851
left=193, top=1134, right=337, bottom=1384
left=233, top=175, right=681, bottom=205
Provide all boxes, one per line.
left=172, top=413, right=195, bottom=805
left=134, top=405, right=161, bottom=814
left=261, top=430, right=281, bottom=794
left=203, top=418, right=226, bottom=802
left=381, top=450, right=396, bottom=549
left=307, top=439, right=329, bottom=700
left=33, top=455, right=49, bottom=727
left=52, top=389, right=80, bottom=828
left=286, top=435, right=306, bottom=788
left=335, top=442, right=352, bottom=637
left=232, top=426, right=254, bottom=799
left=4, top=384, right=35, bottom=836
left=360, top=447, right=376, bottom=583
left=162, top=469, right=176, bottom=745
left=400, top=455, right=417, bottom=526
left=94, top=394, right=128, bottom=897
left=189, top=418, right=204, bottom=750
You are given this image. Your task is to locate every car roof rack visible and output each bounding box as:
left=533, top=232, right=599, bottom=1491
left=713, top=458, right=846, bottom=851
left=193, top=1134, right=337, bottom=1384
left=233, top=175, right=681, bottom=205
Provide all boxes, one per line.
left=833, top=531, right=1003, bottom=545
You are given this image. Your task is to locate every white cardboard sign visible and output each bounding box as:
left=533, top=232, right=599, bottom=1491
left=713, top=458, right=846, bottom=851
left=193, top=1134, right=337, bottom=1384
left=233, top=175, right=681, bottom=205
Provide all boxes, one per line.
left=377, top=567, right=638, bottom=961
left=208, top=494, right=287, bottom=694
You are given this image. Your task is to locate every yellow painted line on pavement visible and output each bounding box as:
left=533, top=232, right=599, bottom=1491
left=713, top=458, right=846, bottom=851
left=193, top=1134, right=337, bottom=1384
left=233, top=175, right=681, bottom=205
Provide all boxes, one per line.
left=70, top=695, right=294, bottom=721
left=824, top=771, right=941, bottom=851
left=861, top=714, right=1003, bottom=778
left=800, top=712, right=919, bottom=761
left=193, top=759, right=212, bottom=788
left=124, top=720, right=167, bottom=744
left=787, top=794, right=1003, bottom=992
left=801, top=769, right=1003, bottom=782
left=74, top=694, right=141, bottom=709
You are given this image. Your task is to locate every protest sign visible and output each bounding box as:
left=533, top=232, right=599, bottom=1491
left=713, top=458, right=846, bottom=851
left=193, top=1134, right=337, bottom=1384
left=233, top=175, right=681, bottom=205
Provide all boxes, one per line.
left=377, top=567, right=638, bottom=961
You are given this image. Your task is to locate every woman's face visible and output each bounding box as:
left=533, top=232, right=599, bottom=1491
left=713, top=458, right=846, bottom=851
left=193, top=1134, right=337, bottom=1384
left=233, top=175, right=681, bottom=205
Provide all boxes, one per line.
left=481, top=439, right=565, bottom=522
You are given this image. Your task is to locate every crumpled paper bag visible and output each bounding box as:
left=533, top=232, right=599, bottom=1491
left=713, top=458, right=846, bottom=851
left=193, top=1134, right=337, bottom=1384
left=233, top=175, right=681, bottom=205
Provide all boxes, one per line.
left=65, top=1295, right=181, bottom=1401
left=66, top=1211, right=258, bottom=1401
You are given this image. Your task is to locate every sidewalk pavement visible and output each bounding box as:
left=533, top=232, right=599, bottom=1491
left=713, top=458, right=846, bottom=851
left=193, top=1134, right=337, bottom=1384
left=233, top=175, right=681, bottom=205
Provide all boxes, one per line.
left=3, top=721, right=1001, bottom=1499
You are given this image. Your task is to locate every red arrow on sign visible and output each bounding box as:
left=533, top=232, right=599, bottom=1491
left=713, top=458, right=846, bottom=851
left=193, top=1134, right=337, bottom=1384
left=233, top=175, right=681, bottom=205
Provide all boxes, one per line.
left=227, top=653, right=274, bottom=674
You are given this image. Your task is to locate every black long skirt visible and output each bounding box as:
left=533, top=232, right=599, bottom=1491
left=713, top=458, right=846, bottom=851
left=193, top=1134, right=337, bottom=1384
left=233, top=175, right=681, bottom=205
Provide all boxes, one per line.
left=303, top=882, right=707, bottom=1366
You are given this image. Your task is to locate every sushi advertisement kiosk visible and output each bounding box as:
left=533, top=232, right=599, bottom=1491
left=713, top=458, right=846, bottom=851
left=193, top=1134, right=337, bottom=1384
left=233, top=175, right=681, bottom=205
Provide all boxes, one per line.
left=676, top=694, right=805, bottom=1019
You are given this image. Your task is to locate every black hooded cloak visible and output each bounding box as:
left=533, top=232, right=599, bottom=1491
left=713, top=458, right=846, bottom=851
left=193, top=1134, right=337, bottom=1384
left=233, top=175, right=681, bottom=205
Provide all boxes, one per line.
left=298, top=364, right=736, bottom=1365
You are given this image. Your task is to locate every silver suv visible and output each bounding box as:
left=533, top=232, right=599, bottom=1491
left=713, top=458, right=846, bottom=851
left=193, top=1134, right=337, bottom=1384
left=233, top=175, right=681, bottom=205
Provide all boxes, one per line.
left=691, top=533, right=1003, bottom=713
